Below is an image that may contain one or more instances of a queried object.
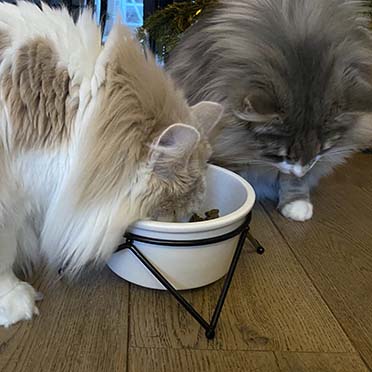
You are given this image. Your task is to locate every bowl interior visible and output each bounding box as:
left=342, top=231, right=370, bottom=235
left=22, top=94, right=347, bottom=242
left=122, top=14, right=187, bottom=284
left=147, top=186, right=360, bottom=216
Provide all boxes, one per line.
left=182, top=165, right=248, bottom=220
left=130, top=165, right=255, bottom=235
left=109, top=165, right=255, bottom=289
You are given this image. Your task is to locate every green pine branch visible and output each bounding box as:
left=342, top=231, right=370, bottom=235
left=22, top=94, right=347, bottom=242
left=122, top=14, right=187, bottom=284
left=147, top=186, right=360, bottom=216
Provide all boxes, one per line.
left=138, top=0, right=218, bottom=61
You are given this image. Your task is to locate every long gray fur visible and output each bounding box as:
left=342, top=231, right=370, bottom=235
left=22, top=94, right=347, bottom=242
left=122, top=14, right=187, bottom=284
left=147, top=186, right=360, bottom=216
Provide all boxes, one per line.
left=167, top=0, right=372, bottom=220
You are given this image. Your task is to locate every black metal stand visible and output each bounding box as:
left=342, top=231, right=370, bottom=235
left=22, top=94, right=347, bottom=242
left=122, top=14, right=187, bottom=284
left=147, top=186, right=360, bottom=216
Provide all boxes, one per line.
left=115, top=212, right=264, bottom=340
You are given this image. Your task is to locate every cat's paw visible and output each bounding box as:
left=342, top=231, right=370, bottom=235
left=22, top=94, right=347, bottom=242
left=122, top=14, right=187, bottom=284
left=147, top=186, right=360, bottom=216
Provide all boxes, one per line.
left=0, top=282, right=40, bottom=327
left=281, top=200, right=313, bottom=221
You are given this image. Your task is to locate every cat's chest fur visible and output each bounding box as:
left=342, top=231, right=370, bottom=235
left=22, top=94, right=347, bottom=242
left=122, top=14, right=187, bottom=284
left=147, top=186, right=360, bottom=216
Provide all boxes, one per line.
left=15, top=150, right=70, bottom=216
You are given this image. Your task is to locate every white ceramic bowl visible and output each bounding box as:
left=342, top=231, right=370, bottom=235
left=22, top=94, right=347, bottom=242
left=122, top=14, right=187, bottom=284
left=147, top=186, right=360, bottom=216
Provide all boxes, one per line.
left=107, top=165, right=256, bottom=290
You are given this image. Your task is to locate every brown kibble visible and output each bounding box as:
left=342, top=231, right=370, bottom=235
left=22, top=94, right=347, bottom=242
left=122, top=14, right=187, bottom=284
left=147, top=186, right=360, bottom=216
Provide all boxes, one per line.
left=189, top=209, right=220, bottom=222
left=205, top=209, right=220, bottom=220
left=189, top=213, right=205, bottom=222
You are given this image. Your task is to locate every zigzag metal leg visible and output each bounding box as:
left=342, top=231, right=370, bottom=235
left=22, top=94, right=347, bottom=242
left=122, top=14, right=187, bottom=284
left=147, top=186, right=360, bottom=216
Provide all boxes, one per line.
left=127, top=243, right=211, bottom=332
left=118, top=213, right=264, bottom=340
left=127, top=223, right=248, bottom=339
left=207, top=225, right=249, bottom=338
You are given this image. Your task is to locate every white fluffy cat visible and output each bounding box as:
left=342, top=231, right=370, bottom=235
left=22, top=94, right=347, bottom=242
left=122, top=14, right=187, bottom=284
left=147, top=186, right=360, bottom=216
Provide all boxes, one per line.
left=0, top=3, right=223, bottom=327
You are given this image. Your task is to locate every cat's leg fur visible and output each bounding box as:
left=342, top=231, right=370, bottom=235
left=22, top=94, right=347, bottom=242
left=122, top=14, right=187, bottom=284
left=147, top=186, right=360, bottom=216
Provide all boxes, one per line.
left=0, top=143, right=40, bottom=327
left=278, top=173, right=313, bottom=221
left=239, top=164, right=313, bottom=221
left=239, top=165, right=279, bottom=201
left=278, top=158, right=342, bottom=221
left=0, top=226, right=40, bottom=327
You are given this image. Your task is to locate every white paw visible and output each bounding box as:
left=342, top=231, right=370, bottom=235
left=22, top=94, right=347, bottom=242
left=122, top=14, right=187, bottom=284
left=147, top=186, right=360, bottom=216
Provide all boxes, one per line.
left=0, top=282, right=40, bottom=327
left=281, top=200, right=313, bottom=222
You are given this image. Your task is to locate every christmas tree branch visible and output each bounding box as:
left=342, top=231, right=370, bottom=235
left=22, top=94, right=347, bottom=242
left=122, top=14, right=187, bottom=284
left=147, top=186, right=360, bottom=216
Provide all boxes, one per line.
left=138, top=0, right=217, bottom=61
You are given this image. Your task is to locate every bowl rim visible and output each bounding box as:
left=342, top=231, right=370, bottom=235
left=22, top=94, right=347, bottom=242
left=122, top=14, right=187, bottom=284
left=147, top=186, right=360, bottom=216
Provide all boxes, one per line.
left=128, top=164, right=256, bottom=234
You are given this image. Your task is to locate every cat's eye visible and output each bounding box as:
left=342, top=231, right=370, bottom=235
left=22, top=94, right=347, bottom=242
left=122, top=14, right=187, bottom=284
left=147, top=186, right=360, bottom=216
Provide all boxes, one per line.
left=319, top=145, right=332, bottom=154
left=271, top=115, right=282, bottom=124
left=265, top=154, right=284, bottom=162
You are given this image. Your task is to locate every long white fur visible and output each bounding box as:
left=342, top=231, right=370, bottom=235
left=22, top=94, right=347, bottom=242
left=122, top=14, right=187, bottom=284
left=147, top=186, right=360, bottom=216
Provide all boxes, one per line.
left=3, top=6, right=154, bottom=273
left=0, top=2, right=101, bottom=85
left=0, top=3, right=223, bottom=327
left=0, top=4, right=149, bottom=325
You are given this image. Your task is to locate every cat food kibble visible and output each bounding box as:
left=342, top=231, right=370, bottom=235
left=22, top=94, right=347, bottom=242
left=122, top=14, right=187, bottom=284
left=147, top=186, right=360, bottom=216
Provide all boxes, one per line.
left=189, top=209, right=220, bottom=222
left=205, top=209, right=220, bottom=220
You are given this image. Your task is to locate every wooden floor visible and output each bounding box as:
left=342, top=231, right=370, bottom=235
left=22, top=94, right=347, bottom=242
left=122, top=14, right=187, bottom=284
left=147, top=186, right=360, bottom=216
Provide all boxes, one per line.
left=1, top=153, right=371, bottom=372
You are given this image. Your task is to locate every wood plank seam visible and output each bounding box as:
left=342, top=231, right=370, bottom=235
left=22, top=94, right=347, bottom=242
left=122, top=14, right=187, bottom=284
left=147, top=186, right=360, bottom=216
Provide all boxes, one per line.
left=126, top=282, right=132, bottom=372
left=260, top=202, right=371, bottom=371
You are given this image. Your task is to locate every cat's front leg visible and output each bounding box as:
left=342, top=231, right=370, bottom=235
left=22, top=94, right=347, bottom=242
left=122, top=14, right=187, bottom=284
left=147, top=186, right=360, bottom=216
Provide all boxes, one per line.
left=0, top=272, right=40, bottom=327
left=0, top=228, right=40, bottom=327
left=278, top=173, right=313, bottom=222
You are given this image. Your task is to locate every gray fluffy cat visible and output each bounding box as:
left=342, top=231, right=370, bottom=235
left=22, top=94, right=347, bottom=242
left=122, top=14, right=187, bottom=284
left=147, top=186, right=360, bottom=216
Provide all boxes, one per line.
left=167, top=0, right=372, bottom=221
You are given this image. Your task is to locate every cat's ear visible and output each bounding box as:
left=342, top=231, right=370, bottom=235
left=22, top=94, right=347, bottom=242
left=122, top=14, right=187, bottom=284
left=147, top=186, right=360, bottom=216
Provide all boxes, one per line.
left=190, top=101, right=224, bottom=136
left=245, top=91, right=277, bottom=115
left=236, top=91, right=281, bottom=122
left=150, top=124, right=201, bottom=177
